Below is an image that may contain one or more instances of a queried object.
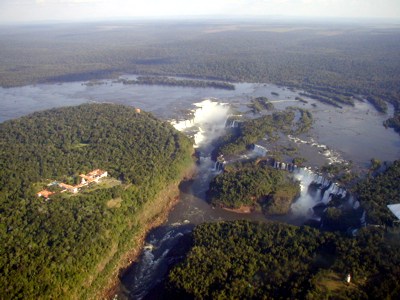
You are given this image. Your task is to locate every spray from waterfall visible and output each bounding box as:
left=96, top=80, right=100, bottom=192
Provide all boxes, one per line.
left=291, top=167, right=347, bottom=217
left=171, top=99, right=230, bottom=148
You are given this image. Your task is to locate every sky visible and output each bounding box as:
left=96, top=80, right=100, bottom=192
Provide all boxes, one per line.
left=0, top=0, right=399, bottom=24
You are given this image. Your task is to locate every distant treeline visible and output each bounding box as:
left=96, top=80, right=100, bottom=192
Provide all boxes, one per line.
left=118, top=76, right=235, bottom=90
left=0, top=21, right=399, bottom=129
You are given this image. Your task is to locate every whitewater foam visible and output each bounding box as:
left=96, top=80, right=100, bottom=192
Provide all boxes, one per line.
left=288, top=135, right=344, bottom=165
left=291, top=168, right=317, bottom=217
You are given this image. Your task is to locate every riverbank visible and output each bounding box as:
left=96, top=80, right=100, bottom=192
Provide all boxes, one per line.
left=99, top=164, right=197, bottom=300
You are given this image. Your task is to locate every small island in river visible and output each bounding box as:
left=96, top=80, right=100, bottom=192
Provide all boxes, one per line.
left=208, top=161, right=300, bottom=215
left=117, top=76, right=236, bottom=90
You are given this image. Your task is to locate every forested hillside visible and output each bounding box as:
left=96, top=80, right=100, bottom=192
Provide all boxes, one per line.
left=0, top=104, right=193, bottom=299
left=167, top=221, right=400, bottom=299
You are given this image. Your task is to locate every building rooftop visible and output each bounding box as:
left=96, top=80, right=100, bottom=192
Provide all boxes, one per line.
left=38, top=169, right=108, bottom=198
left=87, top=169, right=106, bottom=177
left=387, top=204, right=400, bottom=220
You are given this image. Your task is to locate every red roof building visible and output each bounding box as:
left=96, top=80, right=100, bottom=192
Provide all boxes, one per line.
left=37, top=190, right=55, bottom=199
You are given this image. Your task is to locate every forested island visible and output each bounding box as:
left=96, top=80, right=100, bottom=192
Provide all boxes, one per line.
left=208, top=105, right=313, bottom=213
left=118, top=76, right=235, bottom=90
left=215, top=107, right=312, bottom=157
left=247, top=97, right=274, bottom=114
left=0, top=104, right=193, bottom=299
left=208, top=162, right=299, bottom=215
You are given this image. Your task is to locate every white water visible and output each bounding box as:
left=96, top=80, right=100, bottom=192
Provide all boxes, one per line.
left=291, top=167, right=347, bottom=217
left=288, top=135, right=345, bottom=165
left=171, top=99, right=230, bottom=147
left=291, top=168, right=317, bottom=217
left=129, top=227, right=190, bottom=300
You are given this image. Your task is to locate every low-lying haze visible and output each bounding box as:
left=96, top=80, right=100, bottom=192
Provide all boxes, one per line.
left=0, top=0, right=399, bottom=24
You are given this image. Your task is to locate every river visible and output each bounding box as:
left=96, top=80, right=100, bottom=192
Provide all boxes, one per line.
left=1, top=76, right=399, bottom=299
left=2, top=75, right=398, bottom=166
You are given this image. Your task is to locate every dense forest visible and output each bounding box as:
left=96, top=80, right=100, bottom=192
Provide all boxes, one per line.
left=0, top=21, right=399, bottom=117
left=354, top=160, right=400, bottom=226
left=0, top=104, right=193, bottom=299
left=166, top=220, right=400, bottom=300
left=208, top=162, right=299, bottom=214
left=162, top=161, right=400, bottom=299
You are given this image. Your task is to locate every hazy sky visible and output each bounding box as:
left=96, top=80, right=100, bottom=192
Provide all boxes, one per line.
left=0, top=0, right=399, bottom=24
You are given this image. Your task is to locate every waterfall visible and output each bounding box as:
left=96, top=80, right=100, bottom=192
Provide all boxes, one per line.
left=225, top=115, right=241, bottom=128
left=171, top=99, right=230, bottom=148
left=321, top=182, right=339, bottom=204
left=214, top=161, right=224, bottom=172
left=291, top=167, right=348, bottom=217
left=272, top=160, right=296, bottom=172
left=291, top=168, right=318, bottom=217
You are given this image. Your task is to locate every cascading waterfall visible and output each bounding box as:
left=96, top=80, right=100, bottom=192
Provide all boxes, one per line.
left=291, top=167, right=349, bottom=217
left=226, top=120, right=238, bottom=128
left=273, top=160, right=297, bottom=172
left=214, top=161, right=225, bottom=172
left=225, top=115, right=241, bottom=128
left=291, top=168, right=318, bottom=217
left=171, top=99, right=231, bottom=173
